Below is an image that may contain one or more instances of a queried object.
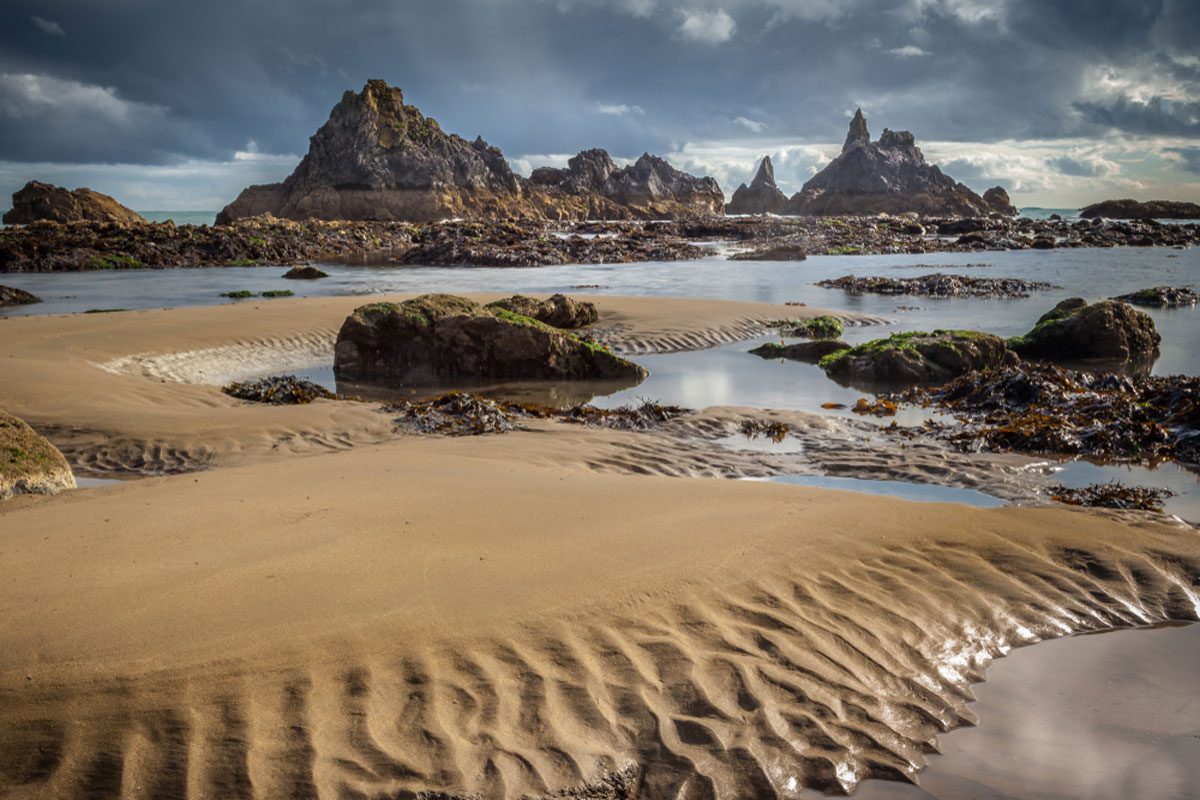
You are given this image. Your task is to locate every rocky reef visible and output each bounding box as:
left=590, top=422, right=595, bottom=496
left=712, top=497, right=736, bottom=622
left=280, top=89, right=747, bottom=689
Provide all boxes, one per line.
left=1079, top=199, right=1200, bottom=220
left=1112, top=286, right=1199, bottom=308
left=218, top=80, right=722, bottom=224
left=725, top=156, right=788, bottom=215
left=333, top=294, right=646, bottom=383
left=783, top=110, right=1014, bottom=218
left=0, top=410, right=76, bottom=499
left=816, top=273, right=1058, bottom=299
left=2, top=181, right=145, bottom=226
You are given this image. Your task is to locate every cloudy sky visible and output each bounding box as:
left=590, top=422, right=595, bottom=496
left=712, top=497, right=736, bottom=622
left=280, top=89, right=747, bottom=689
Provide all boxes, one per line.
left=2, top=0, right=1198, bottom=212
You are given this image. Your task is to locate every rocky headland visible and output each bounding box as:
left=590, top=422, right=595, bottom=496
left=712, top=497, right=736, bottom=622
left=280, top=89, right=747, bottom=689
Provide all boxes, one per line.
left=1080, top=199, right=1200, bottom=220
left=725, top=155, right=788, bottom=215
left=783, top=109, right=1015, bottom=217
left=2, top=180, right=145, bottom=226
left=216, top=80, right=722, bottom=224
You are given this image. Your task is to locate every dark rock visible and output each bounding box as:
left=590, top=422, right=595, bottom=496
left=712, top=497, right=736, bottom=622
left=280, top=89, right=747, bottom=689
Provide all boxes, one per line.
left=816, top=273, right=1057, bottom=299
left=820, top=330, right=1017, bottom=388
left=3, top=181, right=145, bottom=225
left=486, top=294, right=598, bottom=329
left=784, top=110, right=996, bottom=217
left=0, top=285, right=41, bottom=307
left=0, top=410, right=75, bottom=499
left=729, top=242, right=807, bottom=261
left=333, top=294, right=647, bottom=383
left=1010, top=299, right=1160, bottom=363
left=282, top=265, right=330, bottom=279
left=531, top=149, right=724, bottom=219
left=1031, top=236, right=1057, bottom=249
left=750, top=339, right=849, bottom=363
left=982, top=186, right=1018, bottom=216
left=726, top=156, right=787, bottom=215
left=1113, top=286, right=1200, bottom=308
left=1079, top=199, right=1200, bottom=220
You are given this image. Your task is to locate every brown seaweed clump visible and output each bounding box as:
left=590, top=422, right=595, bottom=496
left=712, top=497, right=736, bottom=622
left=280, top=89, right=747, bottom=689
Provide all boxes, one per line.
left=387, top=392, right=552, bottom=436
left=223, top=375, right=337, bottom=405
left=1050, top=482, right=1175, bottom=513
left=740, top=418, right=792, bottom=442
left=890, top=363, right=1200, bottom=464
left=557, top=400, right=688, bottom=431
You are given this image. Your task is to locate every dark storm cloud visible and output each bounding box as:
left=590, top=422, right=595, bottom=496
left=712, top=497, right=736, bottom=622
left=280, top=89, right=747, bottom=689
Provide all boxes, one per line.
left=0, top=0, right=1198, bottom=168
left=1047, top=155, right=1114, bottom=178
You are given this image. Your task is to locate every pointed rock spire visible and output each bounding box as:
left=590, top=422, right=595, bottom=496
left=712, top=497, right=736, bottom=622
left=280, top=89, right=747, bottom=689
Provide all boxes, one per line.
left=843, top=108, right=870, bottom=152
left=751, top=155, right=775, bottom=187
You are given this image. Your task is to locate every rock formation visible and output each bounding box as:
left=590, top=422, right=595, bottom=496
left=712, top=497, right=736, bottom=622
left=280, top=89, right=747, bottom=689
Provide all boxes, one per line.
left=0, top=285, right=41, bottom=307
left=528, top=149, right=724, bottom=219
left=485, top=294, right=598, bottom=329
left=982, top=187, right=1018, bottom=216
left=218, top=80, right=723, bottom=224
left=3, top=181, right=145, bottom=225
left=333, top=294, right=646, bottom=383
left=0, top=410, right=76, bottom=499
left=783, top=110, right=1016, bottom=218
left=1079, top=199, right=1200, bottom=220
left=725, top=156, right=787, bottom=215
left=820, top=330, right=1017, bottom=388
left=1009, top=298, right=1160, bottom=365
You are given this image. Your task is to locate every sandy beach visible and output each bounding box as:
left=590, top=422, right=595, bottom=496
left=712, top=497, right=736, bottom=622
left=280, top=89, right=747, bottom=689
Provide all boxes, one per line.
left=2, top=295, right=1199, bottom=799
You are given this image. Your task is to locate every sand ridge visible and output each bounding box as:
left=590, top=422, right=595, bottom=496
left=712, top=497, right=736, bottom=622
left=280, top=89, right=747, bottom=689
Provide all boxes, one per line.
left=0, top=441, right=1197, bottom=798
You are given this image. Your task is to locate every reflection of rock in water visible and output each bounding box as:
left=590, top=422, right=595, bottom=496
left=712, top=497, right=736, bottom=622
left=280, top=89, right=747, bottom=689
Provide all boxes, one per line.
left=337, top=375, right=645, bottom=410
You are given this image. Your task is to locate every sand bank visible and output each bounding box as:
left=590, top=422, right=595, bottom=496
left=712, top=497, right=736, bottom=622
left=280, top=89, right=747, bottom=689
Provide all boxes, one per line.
left=1, top=437, right=1198, bottom=798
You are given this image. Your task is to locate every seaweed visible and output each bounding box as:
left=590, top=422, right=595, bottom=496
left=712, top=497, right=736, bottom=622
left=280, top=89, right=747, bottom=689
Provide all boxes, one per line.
left=223, top=375, right=337, bottom=405
left=740, top=418, right=792, bottom=442
left=1050, top=482, right=1175, bottom=513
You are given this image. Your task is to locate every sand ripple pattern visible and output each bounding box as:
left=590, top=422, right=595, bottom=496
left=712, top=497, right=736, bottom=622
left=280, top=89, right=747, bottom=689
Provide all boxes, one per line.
left=3, top=534, right=1196, bottom=799
left=596, top=315, right=883, bottom=356
left=94, top=330, right=339, bottom=386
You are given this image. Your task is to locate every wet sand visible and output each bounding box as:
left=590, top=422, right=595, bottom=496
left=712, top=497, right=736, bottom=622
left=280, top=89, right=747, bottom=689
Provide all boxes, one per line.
left=843, top=622, right=1200, bottom=799
left=1, top=294, right=1199, bottom=798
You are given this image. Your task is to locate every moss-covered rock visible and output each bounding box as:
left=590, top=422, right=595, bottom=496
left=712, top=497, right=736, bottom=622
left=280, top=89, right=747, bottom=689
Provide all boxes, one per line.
left=282, top=265, right=330, bottom=279
left=1, top=410, right=75, bottom=499
left=819, top=330, right=1016, bottom=388
left=334, top=293, right=646, bottom=383
left=1008, top=298, right=1160, bottom=363
left=485, top=293, right=598, bottom=329
left=750, top=339, right=849, bottom=363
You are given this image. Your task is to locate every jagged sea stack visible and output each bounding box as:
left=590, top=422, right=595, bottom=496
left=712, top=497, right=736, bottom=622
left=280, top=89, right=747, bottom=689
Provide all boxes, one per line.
left=783, top=109, right=1015, bottom=217
left=218, top=80, right=725, bottom=224
left=725, top=156, right=787, bottom=215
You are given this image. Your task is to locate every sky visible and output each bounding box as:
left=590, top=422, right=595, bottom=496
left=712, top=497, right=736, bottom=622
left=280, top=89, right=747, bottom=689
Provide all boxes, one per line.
left=1, top=0, right=1198, bottom=212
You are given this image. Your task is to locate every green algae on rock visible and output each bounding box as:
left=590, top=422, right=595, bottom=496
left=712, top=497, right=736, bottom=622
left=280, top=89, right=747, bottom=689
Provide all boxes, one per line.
left=1008, top=298, right=1160, bottom=364
left=0, top=410, right=75, bottom=499
left=819, top=330, right=1016, bottom=388
left=334, top=294, right=647, bottom=384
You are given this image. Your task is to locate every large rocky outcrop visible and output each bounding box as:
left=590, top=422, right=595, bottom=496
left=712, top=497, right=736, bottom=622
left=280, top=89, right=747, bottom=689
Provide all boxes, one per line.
left=218, top=80, right=723, bottom=224
left=1079, top=199, right=1200, bottom=220
left=1, top=410, right=75, bottom=499
left=783, top=110, right=1015, bottom=218
left=725, top=156, right=787, bottom=215
left=529, top=149, right=724, bottom=219
left=1008, top=298, right=1160, bottom=364
left=3, top=181, right=145, bottom=225
left=333, top=294, right=646, bottom=383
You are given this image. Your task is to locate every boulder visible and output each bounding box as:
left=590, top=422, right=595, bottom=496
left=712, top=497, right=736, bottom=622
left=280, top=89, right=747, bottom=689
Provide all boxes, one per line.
left=0, top=285, right=41, bottom=307
left=485, top=294, right=598, bottom=329
left=282, top=265, right=330, bottom=279
left=1079, top=199, right=1200, bottom=220
left=333, top=294, right=646, bottom=383
left=726, top=156, right=788, bottom=215
left=1009, top=299, right=1161, bottom=363
left=820, top=330, right=1017, bottom=388
left=982, top=186, right=1018, bottom=216
left=750, top=339, right=849, bottom=363
left=1, top=410, right=75, bottom=499
left=783, top=110, right=997, bottom=217
left=3, top=181, right=145, bottom=225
